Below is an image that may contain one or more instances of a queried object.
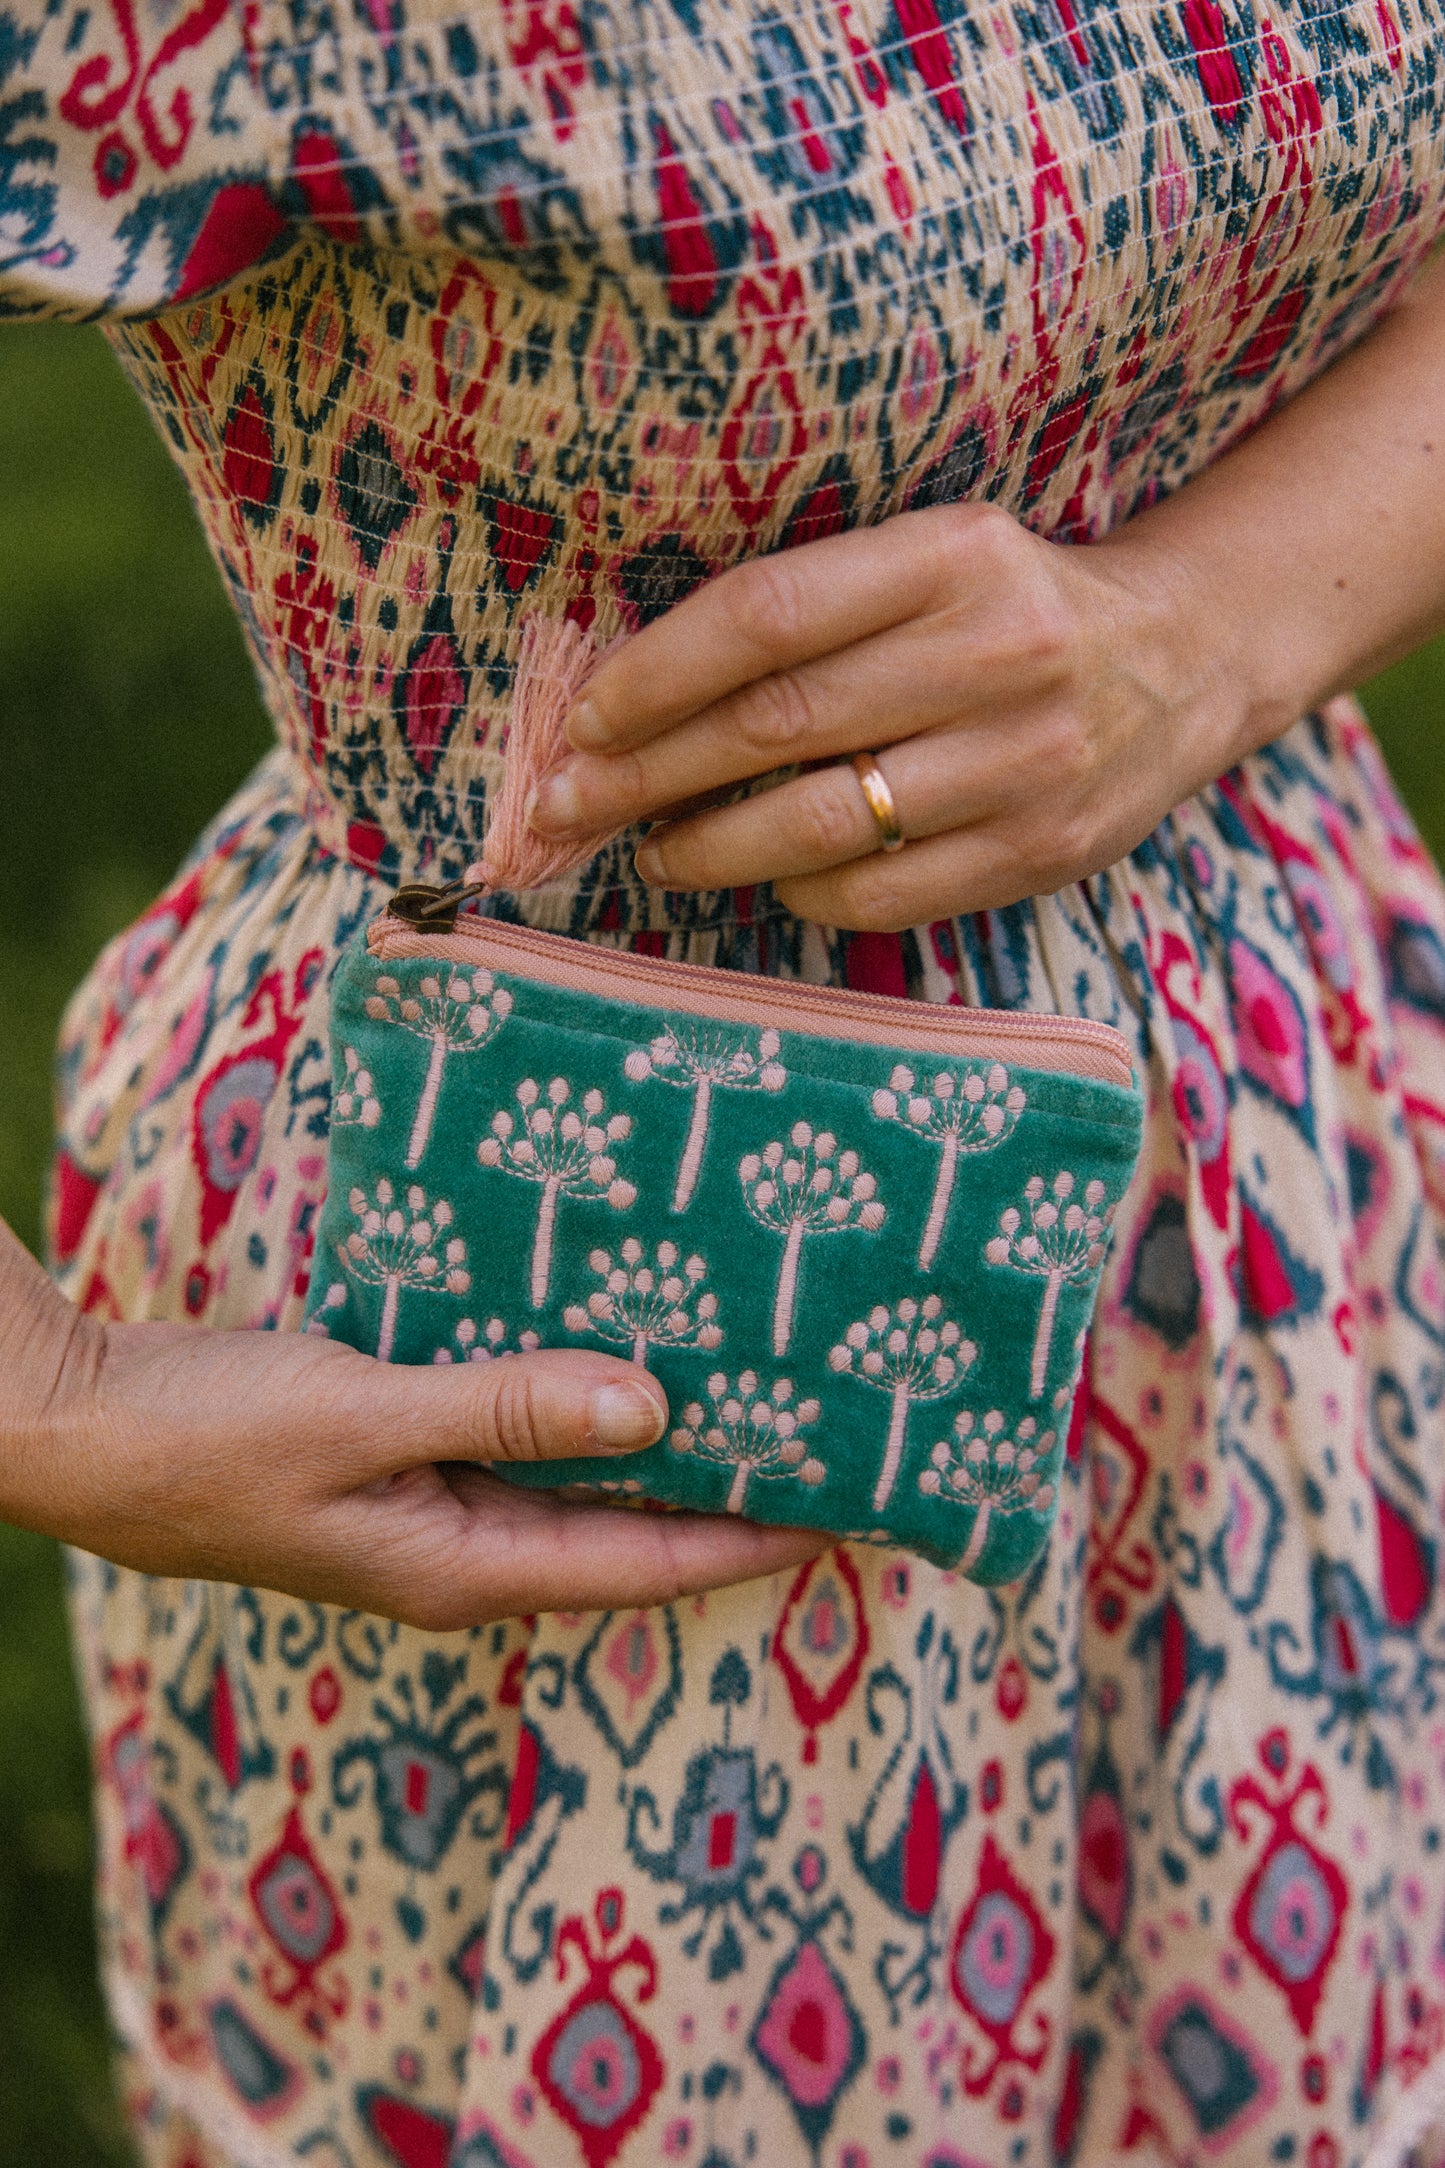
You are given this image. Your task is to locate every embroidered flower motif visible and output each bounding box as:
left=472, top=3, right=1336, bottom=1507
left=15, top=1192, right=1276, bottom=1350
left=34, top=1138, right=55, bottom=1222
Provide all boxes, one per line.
left=323, top=1179, right=472, bottom=1360
left=828, top=1296, right=975, bottom=1512
left=366, top=967, right=513, bottom=1168
left=919, top=1410, right=1059, bottom=1573
left=739, top=1123, right=884, bottom=1357
left=986, top=1173, right=1115, bottom=1398
left=871, top=1062, right=1025, bottom=1269
left=478, top=1079, right=636, bottom=1306
left=565, top=1239, right=722, bottom=1364
left=625, top=1023, right=786, bottom=1211
left=670, top=1371, right=824, bottom=1513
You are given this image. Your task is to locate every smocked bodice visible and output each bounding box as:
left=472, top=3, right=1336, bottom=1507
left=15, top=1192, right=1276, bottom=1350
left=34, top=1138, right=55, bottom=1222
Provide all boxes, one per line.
left=10, top=0, right=1441, bottom=911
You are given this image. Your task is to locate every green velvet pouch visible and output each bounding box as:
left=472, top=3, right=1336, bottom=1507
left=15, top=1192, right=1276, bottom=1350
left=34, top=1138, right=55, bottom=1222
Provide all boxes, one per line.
left=303, top=888, right=1145, bottom=1577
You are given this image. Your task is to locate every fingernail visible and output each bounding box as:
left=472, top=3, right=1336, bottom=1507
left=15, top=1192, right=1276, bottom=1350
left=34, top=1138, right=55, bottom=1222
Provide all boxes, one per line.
left=634, top=838, right=666, bottom=884
left=567, top=699, right=611, bottom=751
left=590, top=1381, right=667, bottom=1451
left=527, top=766, right=584, bottom=835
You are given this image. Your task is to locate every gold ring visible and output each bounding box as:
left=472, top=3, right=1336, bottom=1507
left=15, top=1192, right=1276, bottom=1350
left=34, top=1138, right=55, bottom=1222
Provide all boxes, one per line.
left=850, top=750, right=906, bottom=853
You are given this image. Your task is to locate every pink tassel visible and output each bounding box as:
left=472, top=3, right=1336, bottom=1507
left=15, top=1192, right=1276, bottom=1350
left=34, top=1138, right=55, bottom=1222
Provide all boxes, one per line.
left=472, top=613, right=624, bottom=893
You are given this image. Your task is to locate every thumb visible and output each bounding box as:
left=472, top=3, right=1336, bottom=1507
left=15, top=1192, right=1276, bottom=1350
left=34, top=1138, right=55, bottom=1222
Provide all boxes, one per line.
left=311, top=1339, right=670, bottom=1472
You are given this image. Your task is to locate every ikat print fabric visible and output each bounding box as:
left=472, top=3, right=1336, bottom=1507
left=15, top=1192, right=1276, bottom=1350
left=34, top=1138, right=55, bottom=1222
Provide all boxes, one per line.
left=304, top=926, right=1144, bottom=1569
left=7, top=0, right=1445, bottom=2153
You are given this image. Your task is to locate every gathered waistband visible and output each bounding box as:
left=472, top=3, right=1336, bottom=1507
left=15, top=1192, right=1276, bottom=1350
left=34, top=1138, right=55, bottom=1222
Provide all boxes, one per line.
left=275, top=738, right=799, bottom=942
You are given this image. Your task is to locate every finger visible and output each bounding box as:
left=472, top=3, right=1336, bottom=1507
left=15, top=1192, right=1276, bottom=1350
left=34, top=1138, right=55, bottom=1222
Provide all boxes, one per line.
left=569, top=507, right=976, bottom=753
left=101, top=1329, right=672, bottom=1492
left=344, top=1467, right=831, bottom=1629
left=309, top=1340, right=672, bottom=1475
left=531, top=635, right=941, bottom=843
left=774, top=820, right=1049, bottom=934
left=636, top=756, right=885, bottom=891
left=532, top=587, right=1073, bottom=847
left=633, top=714, right=1043, bottom=891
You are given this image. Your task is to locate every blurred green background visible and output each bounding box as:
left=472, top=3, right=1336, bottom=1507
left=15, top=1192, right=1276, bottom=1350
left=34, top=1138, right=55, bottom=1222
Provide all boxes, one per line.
left=0, top=325, right=272, bottom=2167
left=2, top=321, right=1445, bottom=2164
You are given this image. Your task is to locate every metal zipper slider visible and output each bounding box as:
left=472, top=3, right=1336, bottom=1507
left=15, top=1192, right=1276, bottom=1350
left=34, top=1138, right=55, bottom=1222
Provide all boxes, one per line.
left=385, top=878, right=487, bottom=934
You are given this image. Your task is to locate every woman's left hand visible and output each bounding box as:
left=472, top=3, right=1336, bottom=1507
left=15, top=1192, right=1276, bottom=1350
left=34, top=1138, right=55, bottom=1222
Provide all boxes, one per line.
left=523, top=500, right=1246, bottom=931
left=525, top=251, right=1445, bottom=931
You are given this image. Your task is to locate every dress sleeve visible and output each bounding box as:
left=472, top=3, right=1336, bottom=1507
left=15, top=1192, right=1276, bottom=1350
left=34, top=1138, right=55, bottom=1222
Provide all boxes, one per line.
left=0, top=0, right=293, bottom=320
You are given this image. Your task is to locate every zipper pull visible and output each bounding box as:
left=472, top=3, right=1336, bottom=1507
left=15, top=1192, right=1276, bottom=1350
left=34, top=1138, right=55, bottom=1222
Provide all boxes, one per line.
left=386, top=878, right=487, bottom=933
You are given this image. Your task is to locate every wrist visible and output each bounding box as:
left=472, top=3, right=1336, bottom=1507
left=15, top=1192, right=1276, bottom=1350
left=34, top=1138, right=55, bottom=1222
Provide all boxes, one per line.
left=1095, top=492, right=1313, bottom=784
left=1086, top=519, right=1257, bottom=801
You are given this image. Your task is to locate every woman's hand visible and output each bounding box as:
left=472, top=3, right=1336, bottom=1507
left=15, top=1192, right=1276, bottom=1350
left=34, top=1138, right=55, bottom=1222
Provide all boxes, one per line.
left=524, top=250, right=1445, bottom=931
left=528, top=501, right=1233, bottom=932
left=0, top=1224, right=824, bottom=1628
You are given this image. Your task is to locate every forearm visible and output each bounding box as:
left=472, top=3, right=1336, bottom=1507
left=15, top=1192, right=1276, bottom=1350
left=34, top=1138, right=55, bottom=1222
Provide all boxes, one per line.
left=1111, top=249, right=1445, bottom=762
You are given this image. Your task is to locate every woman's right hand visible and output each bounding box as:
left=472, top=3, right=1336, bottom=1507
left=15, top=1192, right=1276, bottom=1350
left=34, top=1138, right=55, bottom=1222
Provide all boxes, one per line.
left=0, top=1222, right=824, bottom=1628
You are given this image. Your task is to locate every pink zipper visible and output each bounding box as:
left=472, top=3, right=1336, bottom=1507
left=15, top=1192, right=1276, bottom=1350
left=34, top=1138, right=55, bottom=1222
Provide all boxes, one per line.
left=367, top=906, right=1136, bottom=1088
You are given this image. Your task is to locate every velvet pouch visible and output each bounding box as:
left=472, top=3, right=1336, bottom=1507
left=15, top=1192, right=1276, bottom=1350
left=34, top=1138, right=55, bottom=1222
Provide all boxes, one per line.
left=302, top=884, right=1144, bottom=1577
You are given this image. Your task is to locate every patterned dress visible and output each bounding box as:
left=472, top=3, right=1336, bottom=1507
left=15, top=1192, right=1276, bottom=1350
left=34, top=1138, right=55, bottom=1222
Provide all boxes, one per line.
left=7, top=0, right=1445, bottom=2155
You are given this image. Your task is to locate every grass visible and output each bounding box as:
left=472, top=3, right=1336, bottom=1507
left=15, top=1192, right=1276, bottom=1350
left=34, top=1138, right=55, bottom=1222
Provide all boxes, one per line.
left=2, top=319, right=1444, bottom=2163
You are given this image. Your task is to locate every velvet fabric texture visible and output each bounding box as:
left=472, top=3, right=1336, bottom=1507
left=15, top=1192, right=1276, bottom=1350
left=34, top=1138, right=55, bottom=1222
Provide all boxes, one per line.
left=304, top=929, right=1145, bottom=1573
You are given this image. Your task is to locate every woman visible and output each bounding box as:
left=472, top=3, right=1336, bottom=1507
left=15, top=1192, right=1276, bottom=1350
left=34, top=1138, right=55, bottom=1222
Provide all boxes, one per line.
left=3, top=0, right=1445, bottom=2157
